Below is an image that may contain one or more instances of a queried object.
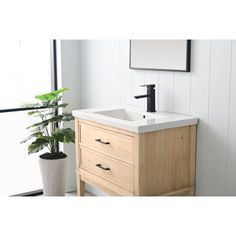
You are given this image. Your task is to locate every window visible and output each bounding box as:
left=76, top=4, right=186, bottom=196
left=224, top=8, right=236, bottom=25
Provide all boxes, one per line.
left=0, top=40, right=56, bottom=196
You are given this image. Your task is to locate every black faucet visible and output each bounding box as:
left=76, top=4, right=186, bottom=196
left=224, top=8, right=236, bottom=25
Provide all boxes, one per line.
left=134, top=84, right=156, bottom=112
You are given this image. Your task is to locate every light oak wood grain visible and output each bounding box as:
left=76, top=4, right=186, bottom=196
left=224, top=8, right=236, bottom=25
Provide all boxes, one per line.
left=80, top=121, right=134, bottom=164
left=134, top=126, right=193, bottom=196
left=78, top=170, right=133, bottom=196
left=75, top=118, right=197, bottom=196
left=76, top=174, right=85, bottom=196
left=161, top=187, right=195, bottom=196
left=80, top=147, right=134, bottom=191
left=75, top=118, right=85, bottom=196
left=78, top=118, right=134, bottom=137
left=190, top=126, right=197, bottom=189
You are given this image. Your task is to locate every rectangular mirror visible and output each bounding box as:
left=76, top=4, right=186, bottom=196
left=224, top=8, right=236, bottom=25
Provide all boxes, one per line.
left=130, top=40, right=191, bottom=72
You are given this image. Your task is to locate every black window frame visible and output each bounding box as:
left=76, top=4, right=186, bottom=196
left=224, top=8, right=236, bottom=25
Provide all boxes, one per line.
left=0, top=39, right=59, bottom=196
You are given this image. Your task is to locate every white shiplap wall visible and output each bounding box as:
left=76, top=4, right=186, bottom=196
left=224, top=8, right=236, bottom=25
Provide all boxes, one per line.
left=80, top=40, right=236, bottom=196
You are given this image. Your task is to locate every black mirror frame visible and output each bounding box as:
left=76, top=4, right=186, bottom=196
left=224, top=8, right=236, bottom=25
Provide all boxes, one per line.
left=129, top=40, right=191, bottom=72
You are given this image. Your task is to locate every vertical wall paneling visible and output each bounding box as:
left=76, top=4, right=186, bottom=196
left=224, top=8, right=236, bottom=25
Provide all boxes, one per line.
left=80, top=40, right=85, bottom=108
left=108, top=41, right=120, bottom=105
left=99, top=40, right=110, bottom=106
left=81, top=40, right=96, bottom=107
left=158, top=72, right=174, bottom=112
left=89, top=40, right=102, bottom=107
left=206, top=40, right=232, bottom=195
left=173, top=72, right=191, bottom=115
left=226, top=40, right=236, bottom=195
left=190, top=40, right=212, bottom=195
left=119, top=40, right=132, bottom=105
left=82, top=40, right=92, bottom=107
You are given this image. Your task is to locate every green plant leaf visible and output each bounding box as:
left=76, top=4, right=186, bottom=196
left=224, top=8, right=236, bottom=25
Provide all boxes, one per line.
left=48, top=103, right=68, bottom=109
left=43, top=111, right=56, bottom=117
left=28, top=138, right=49, bottom=154
left=26, top=120, right=47, bottom=130
left=35, top=88, right=69, bottom=101
left=46, top=115, right=64, bottom=123
left=39, top=136, right=54, bottom=142
left=49, top=95, right=62, bottom=104
left=21, top=132, right=43, bottom=144
left=62, top=113, right=74, bottom=121
left=52, top=128, right=75, bottom=143
left=42, top=100, right=51, bottom=106
left=27, top=111, right=38, bottom=116
left=57, top=103, right=68, bottom=108
left=43, top=114, right=73, bottom=124
left=26, top=114, right=65, bottom=130
left=22, top=103, right=41, bottom=108
left=44, top=96, right=62, bottom=107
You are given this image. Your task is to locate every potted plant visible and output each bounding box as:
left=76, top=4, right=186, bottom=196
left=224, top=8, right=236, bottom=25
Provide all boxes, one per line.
left=21, top=88, right=75, bottom=196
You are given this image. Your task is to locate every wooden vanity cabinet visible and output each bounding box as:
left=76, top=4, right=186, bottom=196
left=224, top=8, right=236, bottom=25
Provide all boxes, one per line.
left=75, top=118, right=196, bottom=196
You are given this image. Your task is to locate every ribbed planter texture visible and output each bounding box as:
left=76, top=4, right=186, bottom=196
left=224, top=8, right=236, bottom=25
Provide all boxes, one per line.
left=39, top=157, right=67, bottom=196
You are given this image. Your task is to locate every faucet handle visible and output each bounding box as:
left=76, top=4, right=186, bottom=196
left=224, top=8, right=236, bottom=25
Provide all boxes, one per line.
left=140, top=84, right=155, bottom=88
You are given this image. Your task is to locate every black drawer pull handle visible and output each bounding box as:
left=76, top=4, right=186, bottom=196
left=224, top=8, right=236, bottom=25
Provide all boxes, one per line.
left=95, top=138, right=110, bottom=145
left=96, top=164, right=110, bottom=171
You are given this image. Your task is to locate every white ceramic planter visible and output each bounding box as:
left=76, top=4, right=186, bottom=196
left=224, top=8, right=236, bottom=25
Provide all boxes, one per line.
left=39, top=157, right=67, bottom=196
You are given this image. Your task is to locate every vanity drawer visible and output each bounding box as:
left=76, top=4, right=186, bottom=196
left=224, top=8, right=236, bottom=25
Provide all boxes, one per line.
left=80, top=147, right=134, bottom=191
left=80, top=123, right=134, bottom=164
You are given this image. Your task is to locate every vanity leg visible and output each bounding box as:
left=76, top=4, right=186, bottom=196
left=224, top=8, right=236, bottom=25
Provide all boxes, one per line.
left=77, top=175, right=85, bottom=196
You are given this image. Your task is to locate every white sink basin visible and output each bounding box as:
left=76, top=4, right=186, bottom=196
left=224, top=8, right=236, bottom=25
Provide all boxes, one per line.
left=72, top=106, right=198, bottom=133
left=94, top=109, right=165, bottom=121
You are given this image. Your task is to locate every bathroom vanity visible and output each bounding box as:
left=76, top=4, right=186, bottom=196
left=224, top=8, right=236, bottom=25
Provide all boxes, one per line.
left=73, top=107, right=198, bottom=196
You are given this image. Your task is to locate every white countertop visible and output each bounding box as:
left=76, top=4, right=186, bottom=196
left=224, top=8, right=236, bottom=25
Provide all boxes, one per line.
left=72, top=106, right=198, bottom=133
